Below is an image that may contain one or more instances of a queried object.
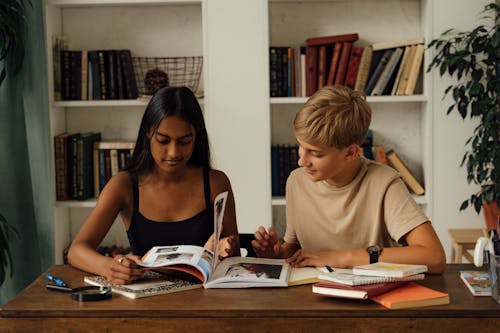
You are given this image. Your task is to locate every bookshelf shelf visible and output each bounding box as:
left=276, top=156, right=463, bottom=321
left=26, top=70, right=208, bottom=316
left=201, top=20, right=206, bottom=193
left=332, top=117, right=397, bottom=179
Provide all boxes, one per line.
left=55, top=200, right=97, bottom=208
left=270, top=95, right=428, bottom=104
left=272, top=194, right=428, bottom=207
left=48, top=0, right=202, bottom=7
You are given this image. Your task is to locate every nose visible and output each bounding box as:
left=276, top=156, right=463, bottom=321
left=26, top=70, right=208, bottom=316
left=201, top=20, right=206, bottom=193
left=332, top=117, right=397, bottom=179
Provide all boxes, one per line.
left=167, top=142, right=182, bottom=159
left=298, top=152, right=310, bottom=167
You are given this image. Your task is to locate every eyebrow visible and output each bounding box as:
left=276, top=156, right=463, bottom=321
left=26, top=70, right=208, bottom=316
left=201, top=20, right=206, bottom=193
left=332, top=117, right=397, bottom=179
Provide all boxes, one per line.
left=155, top=131, right=194, bottom=141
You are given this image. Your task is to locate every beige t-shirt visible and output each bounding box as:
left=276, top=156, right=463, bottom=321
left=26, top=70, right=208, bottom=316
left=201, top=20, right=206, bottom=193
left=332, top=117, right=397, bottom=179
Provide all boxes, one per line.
left=284, top=157, right=428, bottom=250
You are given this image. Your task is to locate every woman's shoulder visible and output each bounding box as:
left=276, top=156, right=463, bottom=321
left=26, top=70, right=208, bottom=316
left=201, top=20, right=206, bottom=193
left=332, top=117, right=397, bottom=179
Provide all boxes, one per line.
left=103, top=171, right=134, bottom=195
left=207, top=168, right=232, bottom=194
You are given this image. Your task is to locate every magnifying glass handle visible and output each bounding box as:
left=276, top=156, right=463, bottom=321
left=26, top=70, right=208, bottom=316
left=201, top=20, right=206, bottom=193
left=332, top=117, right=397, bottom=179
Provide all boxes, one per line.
left=46, top=284, right=74, bottom=292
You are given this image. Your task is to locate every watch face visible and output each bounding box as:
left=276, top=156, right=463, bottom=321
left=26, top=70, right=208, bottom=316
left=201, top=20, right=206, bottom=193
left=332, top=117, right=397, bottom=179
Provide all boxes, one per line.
left=367, top=245, right=382, bottom=254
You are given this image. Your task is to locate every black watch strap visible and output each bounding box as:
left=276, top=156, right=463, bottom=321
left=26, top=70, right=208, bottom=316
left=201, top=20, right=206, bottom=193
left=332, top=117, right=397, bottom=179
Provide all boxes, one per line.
left=369, top=251, right=379, bottom=264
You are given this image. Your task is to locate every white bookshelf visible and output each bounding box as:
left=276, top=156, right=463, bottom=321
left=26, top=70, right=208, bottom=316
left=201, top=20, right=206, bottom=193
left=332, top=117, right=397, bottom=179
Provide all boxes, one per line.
left=44, top=0, right=205, bottom=264
left=44, top=0, right=435, bottom=264
left=268, top=0, right=433, bottom=233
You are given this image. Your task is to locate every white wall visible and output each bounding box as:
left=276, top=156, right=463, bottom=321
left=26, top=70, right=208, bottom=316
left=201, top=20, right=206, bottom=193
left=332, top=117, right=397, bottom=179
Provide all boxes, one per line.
left=432, top=0, right=490, bottom=262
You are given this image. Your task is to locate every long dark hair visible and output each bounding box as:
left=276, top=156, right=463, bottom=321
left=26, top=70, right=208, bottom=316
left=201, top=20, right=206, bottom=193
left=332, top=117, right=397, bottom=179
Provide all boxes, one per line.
left=125, top=86, right=211, bottom=178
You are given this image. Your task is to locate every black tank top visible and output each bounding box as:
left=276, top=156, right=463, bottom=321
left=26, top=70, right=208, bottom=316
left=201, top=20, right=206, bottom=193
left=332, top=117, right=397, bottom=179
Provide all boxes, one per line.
left=126, top=168, right=214, bottom=256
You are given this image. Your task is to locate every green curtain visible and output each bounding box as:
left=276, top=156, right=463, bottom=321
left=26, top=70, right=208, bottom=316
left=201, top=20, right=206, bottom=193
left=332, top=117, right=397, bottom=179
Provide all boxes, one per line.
left=0, top=1, right=53, bottom=305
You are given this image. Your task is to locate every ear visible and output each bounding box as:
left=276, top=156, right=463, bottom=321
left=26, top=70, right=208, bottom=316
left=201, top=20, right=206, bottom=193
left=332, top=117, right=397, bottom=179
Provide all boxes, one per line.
left=345, top=144, right=360, bottom=160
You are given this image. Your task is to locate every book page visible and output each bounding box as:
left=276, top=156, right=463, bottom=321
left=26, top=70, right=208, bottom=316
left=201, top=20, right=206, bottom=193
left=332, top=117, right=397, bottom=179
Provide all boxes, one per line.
left=211, top=191, right=228, bottom=272
left=205, top=256, right=291, bottom=288
left=140, top=245, right=213, bottom=282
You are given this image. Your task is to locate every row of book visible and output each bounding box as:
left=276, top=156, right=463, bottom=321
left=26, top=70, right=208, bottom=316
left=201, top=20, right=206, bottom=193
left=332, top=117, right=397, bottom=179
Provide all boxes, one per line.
left=53, top=36, right=139, bottom=101
left=312, top=262, right=450, bottom=309
left=270, top=130, right=425, bottom=197
left=54, top=131, right=134, bottom=201
left=269, top=33, right=424, bottom=97
left=271, top=144, right=299, bottom=196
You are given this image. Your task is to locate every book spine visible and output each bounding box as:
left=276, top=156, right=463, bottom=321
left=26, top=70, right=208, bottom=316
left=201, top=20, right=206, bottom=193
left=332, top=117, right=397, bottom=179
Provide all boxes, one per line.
left=306, top=33, right=359, bottom=46
left=271, top=145, right=280, bottom=196
left=317, top=45, right=327, bottom=89
left=68, top=134, right=80, bottom=200
left=397, top=45, right=417, bottom=95
left=334, top=42, right=352, bottom=85
left=386, top=150, right=425, bottom=195
left=119, top=50, right=139, bottom=99
left=391, top=46, right=411, bottom=95
left=403, top=44, right=425, bottom=95
left=105, top=50, right=117, bottom=100
left=97, top=50, right=107, bottom=100
left=80, top=50, right=88, bottom=100
left=70, top=51, right=82, bottom=100
left=354, top=46, right=373, bottom=92
left=54, top=133, right=68, bottom=201
left=115, top=50, right=125, bottom=100
left=61, top=50, right=71, bottom=100
left=344, top=46, right=363, bottom=89
left=269, top=47, right=280, bottom=97
left=305, top=46, right=318, bottom=96
left=300, top=47, right=306, bottom=97
left=371, top=47, right=404, bottom=96
left=98, top=148, right=107, bottom=193
left=88, top=51, right=101, bottom=100
left=281, top=47, right=289, bottom=97
left=364, top=49, right=393, bottom=95
left=52, top=36, right=65, bottom=101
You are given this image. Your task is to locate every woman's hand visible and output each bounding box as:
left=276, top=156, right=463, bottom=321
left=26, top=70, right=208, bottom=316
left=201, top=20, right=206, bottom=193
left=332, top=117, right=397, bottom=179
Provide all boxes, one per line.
left=204, top=233, right=238, bottom=260
left=105, top=253, right=145, bottom=285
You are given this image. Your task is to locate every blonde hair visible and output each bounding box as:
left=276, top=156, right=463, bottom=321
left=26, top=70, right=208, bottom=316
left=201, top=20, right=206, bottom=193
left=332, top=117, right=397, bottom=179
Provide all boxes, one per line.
left=294, top=85, right=372, bottom=149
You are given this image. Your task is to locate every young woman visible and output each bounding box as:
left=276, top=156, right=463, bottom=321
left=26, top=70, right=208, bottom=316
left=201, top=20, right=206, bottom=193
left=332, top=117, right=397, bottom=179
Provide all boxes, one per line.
left=68, top=86, right=239, bottom=284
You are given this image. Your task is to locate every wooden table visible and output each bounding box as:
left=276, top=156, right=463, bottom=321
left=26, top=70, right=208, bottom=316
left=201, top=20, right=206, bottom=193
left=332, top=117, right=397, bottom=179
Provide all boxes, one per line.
left=1, top=264, right=499, bottom=333
left=448, top=228, right=487, bottom=263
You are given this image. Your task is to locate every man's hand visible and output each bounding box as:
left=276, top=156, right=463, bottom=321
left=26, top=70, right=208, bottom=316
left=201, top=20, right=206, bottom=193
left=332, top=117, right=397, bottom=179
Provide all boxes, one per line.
left=252, top=226, right=283, bottom=258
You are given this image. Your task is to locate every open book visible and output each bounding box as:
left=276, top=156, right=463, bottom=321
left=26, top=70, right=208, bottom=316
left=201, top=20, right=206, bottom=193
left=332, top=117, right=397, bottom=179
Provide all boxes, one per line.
left=139, top=192, right=292, bottom=288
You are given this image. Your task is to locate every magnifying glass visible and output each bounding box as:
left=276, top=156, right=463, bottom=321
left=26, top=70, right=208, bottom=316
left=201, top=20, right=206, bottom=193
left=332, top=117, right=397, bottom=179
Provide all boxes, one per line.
left=46, top=284, right=112, bottom=301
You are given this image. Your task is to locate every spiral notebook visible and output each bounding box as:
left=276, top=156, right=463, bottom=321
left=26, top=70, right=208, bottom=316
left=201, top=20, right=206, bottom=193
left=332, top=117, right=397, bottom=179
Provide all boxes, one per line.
left=318, top=268, right=425, bottom=286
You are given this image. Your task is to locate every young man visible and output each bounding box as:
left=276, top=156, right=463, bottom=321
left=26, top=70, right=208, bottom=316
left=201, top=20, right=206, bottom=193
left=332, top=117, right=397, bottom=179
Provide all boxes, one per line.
left=253, top=85, right=445, bottom=274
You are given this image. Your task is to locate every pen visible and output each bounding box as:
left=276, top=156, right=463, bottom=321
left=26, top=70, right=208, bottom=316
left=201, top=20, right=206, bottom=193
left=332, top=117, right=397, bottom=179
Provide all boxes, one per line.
left=45, top=273, right=67, bottom=287
left=325, top=266, right=334, bottom=272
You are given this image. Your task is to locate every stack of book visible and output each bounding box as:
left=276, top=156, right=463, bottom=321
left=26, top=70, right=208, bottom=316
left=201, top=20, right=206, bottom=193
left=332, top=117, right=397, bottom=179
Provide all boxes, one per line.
left=313, top=262, right=449, bottom=309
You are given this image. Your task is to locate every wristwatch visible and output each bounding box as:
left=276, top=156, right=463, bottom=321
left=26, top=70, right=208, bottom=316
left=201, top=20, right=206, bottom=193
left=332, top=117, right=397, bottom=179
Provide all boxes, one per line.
left=366, top=245, right=383, bottom=264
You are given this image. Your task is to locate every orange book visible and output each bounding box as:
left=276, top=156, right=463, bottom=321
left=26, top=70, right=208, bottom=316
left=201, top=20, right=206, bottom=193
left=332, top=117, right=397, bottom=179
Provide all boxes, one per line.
left=371, top=282, right=449, bottom=309
left=372, top=146, right=388, bottom=165
left=386, top=149, right=425, bottom=195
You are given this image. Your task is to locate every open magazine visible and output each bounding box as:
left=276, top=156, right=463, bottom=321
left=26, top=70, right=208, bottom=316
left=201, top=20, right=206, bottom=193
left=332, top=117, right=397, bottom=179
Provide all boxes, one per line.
left=139, top=191, right=292, bottom=288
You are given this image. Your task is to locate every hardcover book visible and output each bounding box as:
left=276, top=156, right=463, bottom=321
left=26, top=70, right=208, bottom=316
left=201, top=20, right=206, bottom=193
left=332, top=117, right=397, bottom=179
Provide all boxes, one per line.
left=352, top=262, right=428, bottom=278
left=312, top=280, right=407, bottom=300
left=386, top=150, right=425, bottom=195
left=344, top=46, right=363, bottom=89
left=371, top=47, right=404, bottom=96
left=306, top=33, right=359, bottom=47
left=460, top=271, right=491, bottom=296
left=334, top=42, right=352, bottom=85
left=84, top=270, right=201, bottom=299
left=139, top=192, right=292, bottom=288
left=354, top=46, right=373, bottom=92
left=326, top=42, right=342, bottom=86
left=371, top=282, right=449, bottom=309
left=364, top=49, right=393, bottom=95
left=318, top=268, right=425, bottom=286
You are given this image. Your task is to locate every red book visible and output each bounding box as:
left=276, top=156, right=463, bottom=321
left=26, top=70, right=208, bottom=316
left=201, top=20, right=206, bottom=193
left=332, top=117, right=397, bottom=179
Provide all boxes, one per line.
left=326, top=43, right=342, bottom=86
left=344, top=46, right=363, bottom=89
left=312, top=281, right=407, bottom=300
left=334, top=42, right=352, bottom=85
left=306, top=46, right=318, bottom=96
left=306, top=33, right=359, bottom=47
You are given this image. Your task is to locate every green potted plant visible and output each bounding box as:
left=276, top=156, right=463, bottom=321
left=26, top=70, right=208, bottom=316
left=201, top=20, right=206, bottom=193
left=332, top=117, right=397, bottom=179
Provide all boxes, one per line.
left=0, top=0, right=31, bottom=286
left=427, top=2, right=499, bottom=228
left=0, top=0, right=32, bottom=86
left=0, top=213, right=19, bottom=286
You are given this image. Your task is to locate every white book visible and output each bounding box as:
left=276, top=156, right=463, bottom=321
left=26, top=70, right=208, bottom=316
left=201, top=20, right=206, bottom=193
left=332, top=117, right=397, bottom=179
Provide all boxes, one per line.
left=352, top=262, right=428, bottom=278
left=318, top=268, right=425, bottom=286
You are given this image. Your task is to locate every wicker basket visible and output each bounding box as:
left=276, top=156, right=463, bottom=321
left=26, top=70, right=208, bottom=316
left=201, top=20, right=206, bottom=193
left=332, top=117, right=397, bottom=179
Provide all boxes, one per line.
left=132, top=56, right=203, bottom=96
